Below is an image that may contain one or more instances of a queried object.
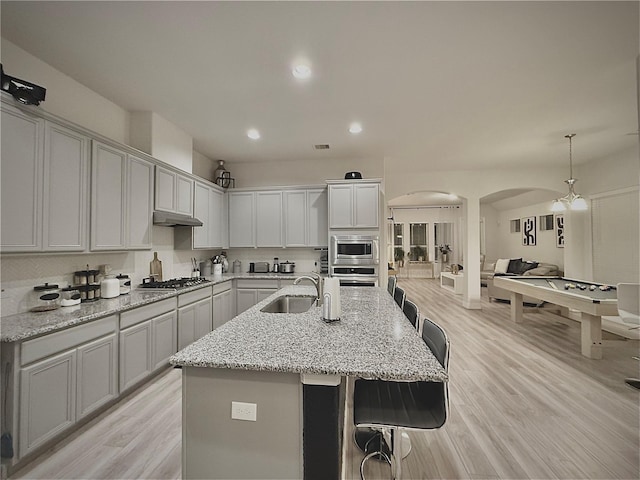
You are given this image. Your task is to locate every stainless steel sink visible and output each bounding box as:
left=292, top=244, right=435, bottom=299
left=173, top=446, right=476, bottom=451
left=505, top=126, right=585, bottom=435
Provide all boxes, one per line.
left=260, top=295, right=317, bottom=313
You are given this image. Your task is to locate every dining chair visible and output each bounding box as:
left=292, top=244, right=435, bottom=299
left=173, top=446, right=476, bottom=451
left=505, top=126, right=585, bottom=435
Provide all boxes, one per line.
left=393, top=286, right=405, bottom=310
left=402, top=299, right=419, bottom=332
left=617, top=283, right=640, bottom=389
left=353, top=317, right=449, bottom=479
left=387, top=276, right=397, bottom=297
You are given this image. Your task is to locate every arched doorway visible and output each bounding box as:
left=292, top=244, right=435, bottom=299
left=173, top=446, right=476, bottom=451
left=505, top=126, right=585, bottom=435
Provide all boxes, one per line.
left=386, top=190, right=464, bottom=280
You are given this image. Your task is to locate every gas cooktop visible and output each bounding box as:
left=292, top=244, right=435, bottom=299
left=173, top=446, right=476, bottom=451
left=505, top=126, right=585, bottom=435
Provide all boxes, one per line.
left=139, top=277, right=212, bottom=290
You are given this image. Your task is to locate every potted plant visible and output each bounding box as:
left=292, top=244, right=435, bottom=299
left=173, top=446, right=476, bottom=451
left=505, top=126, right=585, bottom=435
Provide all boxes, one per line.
left=411, top=245, right=425, bottom=262
left=438, top=244, right=452, bottom=263
left=394, top=247, right=406, bottom=267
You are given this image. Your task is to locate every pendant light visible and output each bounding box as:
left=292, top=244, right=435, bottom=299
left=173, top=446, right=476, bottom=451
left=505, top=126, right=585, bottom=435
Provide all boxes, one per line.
left=551, top=133, right=588, bottom=212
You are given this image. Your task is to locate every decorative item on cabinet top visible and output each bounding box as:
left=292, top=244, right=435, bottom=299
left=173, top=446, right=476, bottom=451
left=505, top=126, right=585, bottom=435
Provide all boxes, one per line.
left=1, top=64, right=46, bottom=106
left=214, top=160, right=235, bottom=189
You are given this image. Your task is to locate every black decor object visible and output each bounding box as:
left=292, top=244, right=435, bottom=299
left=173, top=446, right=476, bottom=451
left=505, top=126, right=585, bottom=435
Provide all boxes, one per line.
left=1, top=64, right=46, bottom=105
left=344, top=171, right=362, bottom=179
left=507, top=258, right=523, bottom=274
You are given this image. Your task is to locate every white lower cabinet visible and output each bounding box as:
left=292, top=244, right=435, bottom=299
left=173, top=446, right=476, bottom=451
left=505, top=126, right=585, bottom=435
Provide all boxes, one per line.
left=76, top=333, right=118, bottom=419
left=178, top=297, right=212, bottom=350
left=119, top=298, right=177, bottom=392
left=18, top=315, right=118, bottom=458
left=19, top=350, right=76, bottom=457
left=212, top=283, right=234, bottom=330
left=152, top=311, right=178, bottom=370
left=178, top=287, right=213, bottom=350
left=235, top=279, right=279, bottom=315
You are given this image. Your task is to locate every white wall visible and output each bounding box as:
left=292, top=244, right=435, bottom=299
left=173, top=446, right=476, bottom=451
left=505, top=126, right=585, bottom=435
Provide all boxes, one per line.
left=495, top=202, right=564, bottom=269
left=193, top=150, right=217, bottom=183
left=231, top=157, right=384, bottom=188
left=1, top=38, right=130, bottom=144
left=130, top=111, right=193, bottom=173
left=480, top=203, right=500, bottom=263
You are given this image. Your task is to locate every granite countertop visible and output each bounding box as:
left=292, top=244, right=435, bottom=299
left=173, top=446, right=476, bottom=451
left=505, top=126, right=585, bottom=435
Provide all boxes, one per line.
left=1, top=272, right=318, bottom=343
left=170, top=285, right=448, bottom=382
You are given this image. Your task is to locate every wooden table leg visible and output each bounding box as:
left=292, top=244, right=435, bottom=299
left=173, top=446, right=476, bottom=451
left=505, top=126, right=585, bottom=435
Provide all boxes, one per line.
left=510, top=292, right=523, bottom=323
left=580, top=312, right=603, bottom=359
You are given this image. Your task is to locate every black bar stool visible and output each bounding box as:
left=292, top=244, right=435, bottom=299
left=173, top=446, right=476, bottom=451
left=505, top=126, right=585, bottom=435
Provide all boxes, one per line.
left=387, top=276, right=397, bottom=296
left=393, top=286, right=405, bottom=310
left=402, top=299, right=419, bottom=331
left=353, top=317, right=450, bottom=480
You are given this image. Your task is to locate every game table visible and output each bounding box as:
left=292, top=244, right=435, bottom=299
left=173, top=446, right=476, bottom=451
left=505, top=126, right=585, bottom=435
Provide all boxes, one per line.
left=492, top=276, right=618, bottom=359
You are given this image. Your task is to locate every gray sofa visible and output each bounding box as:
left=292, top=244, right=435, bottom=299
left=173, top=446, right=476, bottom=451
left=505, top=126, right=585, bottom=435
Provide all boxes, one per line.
left=486, top=261, right=562, bottom=304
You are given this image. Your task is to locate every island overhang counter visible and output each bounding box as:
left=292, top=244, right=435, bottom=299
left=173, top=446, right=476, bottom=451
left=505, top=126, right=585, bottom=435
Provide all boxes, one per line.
left=170, top=285, right=447, bottom=480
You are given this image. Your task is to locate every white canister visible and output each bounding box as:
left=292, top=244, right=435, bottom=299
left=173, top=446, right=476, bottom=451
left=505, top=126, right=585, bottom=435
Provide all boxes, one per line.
left=101, top=276, right=120, bottom=298
left=213, top=263, right=223, bottom=276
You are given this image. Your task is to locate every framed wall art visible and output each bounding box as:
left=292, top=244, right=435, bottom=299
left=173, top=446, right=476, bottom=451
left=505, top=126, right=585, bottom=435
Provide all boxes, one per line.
left=555, top=214, right=564, bottom=248
left=522, top=216, right=536, bottom=246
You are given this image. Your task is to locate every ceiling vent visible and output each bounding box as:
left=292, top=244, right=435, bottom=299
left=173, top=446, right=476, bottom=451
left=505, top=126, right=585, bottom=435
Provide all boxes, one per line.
left=314, top=144, right=330, bottom=150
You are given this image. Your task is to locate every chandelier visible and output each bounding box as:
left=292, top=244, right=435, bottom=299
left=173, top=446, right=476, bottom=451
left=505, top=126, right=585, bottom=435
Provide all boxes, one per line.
left=551, top=133, right=588, bottom=212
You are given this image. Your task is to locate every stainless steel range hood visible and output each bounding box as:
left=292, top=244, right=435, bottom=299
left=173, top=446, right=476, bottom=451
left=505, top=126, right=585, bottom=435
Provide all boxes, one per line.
left=153, top=211, right=203, bottom=227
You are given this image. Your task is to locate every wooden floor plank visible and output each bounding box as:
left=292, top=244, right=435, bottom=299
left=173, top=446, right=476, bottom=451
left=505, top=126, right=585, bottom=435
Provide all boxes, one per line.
left=10, top=279, right=640, bottom=480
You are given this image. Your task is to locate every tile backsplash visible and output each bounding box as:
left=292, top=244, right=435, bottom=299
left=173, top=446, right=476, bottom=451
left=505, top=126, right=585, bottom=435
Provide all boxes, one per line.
left=1, top=225, right=326, bottom=316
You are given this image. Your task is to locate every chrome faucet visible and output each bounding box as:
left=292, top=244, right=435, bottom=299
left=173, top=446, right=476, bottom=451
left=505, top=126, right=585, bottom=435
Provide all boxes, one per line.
left=293, top=273, right=323, bottom=306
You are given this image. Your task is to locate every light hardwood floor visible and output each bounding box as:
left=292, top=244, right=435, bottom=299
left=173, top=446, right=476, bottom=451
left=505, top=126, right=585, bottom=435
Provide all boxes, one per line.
left=11, top=279, right=640, bottom=480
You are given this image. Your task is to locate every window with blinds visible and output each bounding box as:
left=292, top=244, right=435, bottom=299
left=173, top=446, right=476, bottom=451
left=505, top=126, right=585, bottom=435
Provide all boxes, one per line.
left=591, top=189, right=639, bottom=284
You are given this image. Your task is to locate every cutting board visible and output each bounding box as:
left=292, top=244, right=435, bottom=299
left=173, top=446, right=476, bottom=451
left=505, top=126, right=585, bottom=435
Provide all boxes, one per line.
left=150, top=252, right=163, bottom=281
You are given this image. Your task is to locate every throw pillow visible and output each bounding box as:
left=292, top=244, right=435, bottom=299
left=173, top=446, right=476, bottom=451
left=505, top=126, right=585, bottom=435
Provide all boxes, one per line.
left=494, top=258, right=511, bottom=274
left=523, top=266, right=552, bottom=276
left=519, top=261, right=539, bottom=274
left=507, top=258, right=523, bottom=274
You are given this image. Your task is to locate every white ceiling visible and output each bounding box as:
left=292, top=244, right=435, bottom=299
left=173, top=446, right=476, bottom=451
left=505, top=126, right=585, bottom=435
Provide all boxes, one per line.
left=1, top=1, right=638, bottom=174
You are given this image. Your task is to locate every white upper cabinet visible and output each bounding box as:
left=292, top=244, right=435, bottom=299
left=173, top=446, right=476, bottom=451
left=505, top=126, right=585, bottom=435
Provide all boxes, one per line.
left=353, top=183, right=379, bottom=228
left=126, top=155, right=154, bottom=249
left=230, top=187, right=327, bottom=248
left=256, top=191, right=283, bottom=247
left=1, top=105, right=43, bottom=251
left=1, top=104, right=90, bottom=253
left=228, top=191, right=255, bottom=247
left=209, top=188, right=226, bottom=248
left=306, top=188, right=328, bottom=247
left=284, top=188, right=328, bottom=247
left=91, top=142, right=127, bottom=250
left=172, top=180, right=227, bottom=250
left=91, top=141, right=153, bottom=250
left=328, top=182, right=379, bottom=229
left=284, top=190, right=307, bottom=247
left=43, top=122, right=90, bottom=251
left=328, top=185, right=353, bottom=228
left=154, top=165, right=194, bottom=216
left=193, top=182, right=210, bottom=249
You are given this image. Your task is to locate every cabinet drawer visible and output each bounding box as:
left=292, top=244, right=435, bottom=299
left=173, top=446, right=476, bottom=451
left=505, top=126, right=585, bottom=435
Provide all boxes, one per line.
left=21, top=315, right=117, bottom=366
left=236, top=279, right=279, bottom=289
left=120, top=297, right=177, bottom=329
left=178, top=286, right=213, bottom=307
left=212, top=281, right=232, bottom=296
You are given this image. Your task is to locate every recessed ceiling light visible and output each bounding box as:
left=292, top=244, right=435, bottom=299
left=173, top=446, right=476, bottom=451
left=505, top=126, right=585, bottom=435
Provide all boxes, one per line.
left=349, top=122, right=363, bottom=134
left=247, top=129, right=260, bottom=140
left=292, top=64, right=311, bottom=79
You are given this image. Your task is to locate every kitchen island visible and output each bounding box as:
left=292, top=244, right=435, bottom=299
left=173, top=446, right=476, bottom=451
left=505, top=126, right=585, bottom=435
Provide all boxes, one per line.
left=170, top=285, right=447, bottom=480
